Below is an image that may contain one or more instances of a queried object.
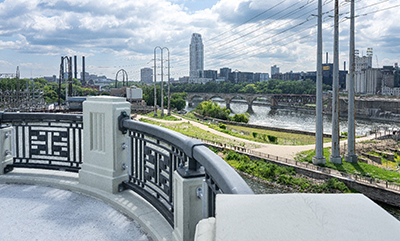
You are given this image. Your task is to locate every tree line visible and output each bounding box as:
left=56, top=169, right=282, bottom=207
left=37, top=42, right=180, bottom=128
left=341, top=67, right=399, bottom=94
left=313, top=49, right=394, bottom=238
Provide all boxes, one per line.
left=170, top=79, right=331, bottom=95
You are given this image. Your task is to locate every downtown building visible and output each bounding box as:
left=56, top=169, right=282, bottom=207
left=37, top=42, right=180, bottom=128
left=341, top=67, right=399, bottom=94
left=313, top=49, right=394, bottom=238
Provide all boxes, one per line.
left=140, top=67, right=153, bottom=84
left=189, top=33, right=204, bottom=80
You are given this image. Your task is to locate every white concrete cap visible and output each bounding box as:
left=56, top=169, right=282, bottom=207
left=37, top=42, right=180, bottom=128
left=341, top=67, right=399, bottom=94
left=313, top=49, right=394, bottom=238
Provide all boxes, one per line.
left=215, top=194, right=400, bottom=241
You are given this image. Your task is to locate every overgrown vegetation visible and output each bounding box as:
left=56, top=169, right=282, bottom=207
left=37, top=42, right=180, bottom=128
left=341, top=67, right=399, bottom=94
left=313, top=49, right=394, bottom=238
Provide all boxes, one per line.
left=225, top=151, right=350, bottom=193
left=139, top=118, right=257, bottom=149
left=295, top=148, right=400, bottom=184
left=145, top=110, right=180, bottom=121
left=195, top=100, right=249, bottom=123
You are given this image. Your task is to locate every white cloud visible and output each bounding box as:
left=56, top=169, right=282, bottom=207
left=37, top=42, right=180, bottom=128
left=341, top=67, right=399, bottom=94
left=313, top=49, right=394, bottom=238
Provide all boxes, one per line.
left=0, top=0, right=398, bottom=78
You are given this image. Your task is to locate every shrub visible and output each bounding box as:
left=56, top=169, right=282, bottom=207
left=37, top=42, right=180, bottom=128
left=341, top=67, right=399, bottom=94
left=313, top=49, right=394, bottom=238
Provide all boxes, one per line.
left=252, top=132, right=258, bottom=138
left=267, top=135, right=277, bottom=143
left=219, top=123, right=227, bottom=129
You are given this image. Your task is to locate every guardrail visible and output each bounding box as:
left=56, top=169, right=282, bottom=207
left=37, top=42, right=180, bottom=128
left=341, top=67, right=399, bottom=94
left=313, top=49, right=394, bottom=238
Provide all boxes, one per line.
left=0, top=111, right=254, bottom=229
left=0, top=112, right=83, bottom=172
left=120, top=117, right=254, bottom=226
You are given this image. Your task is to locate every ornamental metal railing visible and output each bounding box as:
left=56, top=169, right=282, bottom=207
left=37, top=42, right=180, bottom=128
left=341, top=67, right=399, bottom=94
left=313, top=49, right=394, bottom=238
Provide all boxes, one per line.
left=119, top=116, right=254, bottom=226
left=0, top=112, right=83, bottom=172
left=0, top=111, right=254, bottom=228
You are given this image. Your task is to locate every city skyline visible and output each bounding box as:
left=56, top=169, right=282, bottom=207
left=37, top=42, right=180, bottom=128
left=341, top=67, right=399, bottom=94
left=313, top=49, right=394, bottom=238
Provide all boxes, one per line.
left=0, top=0, right=399, bottom=80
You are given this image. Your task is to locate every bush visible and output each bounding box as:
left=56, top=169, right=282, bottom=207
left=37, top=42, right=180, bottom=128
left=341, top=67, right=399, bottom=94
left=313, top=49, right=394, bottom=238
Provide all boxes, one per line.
left=219, top=123, right=227, bottom=130
left=267, top=135, right=277, bottom=143
left=252, top=132, right=258, bottom=138
left=231, top=113, right=249, bottom=123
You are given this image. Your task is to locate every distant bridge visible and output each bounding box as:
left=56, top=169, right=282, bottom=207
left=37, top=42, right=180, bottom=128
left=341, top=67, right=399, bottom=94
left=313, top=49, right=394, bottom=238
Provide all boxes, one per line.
left=186, top=92, right=316, bottom=113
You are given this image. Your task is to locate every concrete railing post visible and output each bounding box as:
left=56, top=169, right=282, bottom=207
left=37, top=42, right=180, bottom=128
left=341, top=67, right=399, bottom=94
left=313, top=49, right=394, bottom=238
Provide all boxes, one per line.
left=172, top=170, right=204, bottom=241
left=0, top=127, right=13, bottom=175
left=79, top=96, right=131, bottom=193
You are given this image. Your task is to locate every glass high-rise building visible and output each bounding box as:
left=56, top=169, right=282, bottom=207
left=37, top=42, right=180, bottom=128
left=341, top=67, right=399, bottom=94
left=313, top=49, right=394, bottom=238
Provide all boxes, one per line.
left=190, top=33, right=204, bottom=78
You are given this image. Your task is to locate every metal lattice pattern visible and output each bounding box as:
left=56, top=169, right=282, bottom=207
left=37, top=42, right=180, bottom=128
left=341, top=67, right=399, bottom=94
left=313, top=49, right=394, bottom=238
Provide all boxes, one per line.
left=125, top=131, right=188, bottom=226
left=1, top=113, right=83, bottom=172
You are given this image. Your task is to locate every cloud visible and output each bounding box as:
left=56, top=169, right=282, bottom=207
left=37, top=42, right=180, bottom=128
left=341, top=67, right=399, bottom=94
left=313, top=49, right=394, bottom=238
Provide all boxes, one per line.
left=0, top=0, right=398, bottom=78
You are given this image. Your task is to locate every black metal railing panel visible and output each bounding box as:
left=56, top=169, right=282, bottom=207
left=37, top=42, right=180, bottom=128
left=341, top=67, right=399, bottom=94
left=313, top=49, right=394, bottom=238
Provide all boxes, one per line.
left=121, top=119, right=253, bottom=226
left=0, top=112, right=83, bottom=172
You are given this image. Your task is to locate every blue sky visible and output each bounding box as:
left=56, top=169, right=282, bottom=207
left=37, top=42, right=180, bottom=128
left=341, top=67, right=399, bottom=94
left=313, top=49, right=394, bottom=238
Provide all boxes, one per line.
left=0, top=0, right=399, bottom=80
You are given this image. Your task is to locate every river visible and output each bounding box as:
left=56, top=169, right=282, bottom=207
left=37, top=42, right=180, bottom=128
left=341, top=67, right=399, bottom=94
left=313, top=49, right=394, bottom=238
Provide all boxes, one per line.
left=186, top=99, right=400, bottom=135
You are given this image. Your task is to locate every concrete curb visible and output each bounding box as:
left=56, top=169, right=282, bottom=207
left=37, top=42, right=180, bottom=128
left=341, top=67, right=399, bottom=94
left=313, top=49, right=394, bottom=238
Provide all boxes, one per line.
left=0, top=168, right=173, bottom=241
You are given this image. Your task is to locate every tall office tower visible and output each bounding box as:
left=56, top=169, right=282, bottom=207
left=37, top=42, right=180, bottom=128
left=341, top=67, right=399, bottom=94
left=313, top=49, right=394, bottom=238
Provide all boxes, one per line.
left=190, top=33, right=204, bottom=78
left=271, top=65, right=280, bottom=77
left=140, top=67, right=153, bottom=84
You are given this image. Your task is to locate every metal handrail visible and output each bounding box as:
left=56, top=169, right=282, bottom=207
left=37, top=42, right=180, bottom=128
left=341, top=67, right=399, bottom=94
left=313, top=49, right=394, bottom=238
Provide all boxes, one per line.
left=122, top=119, right=253, bottom=193
left=121, top=119, right=253, bottom=225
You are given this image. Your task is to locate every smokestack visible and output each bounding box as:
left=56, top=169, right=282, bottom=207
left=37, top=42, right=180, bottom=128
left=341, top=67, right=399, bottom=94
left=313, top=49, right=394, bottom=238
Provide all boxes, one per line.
left=74, top=55, right=77, bottom=79
left=69, top=56, right=72, bottom=96
left=344, top=61, right=346, bottom=71
left=326, top=52, right=329, bottom=64
left=82, top=56, right=85, bottom=85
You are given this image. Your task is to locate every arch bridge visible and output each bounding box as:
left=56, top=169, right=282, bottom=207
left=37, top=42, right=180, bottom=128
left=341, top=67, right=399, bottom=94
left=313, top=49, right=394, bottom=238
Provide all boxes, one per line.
left=186, top=92, right=316, bottom=113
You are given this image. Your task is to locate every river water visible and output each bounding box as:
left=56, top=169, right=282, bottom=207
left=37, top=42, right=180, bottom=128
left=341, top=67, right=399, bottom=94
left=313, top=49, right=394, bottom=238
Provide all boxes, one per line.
left=186, top=99, right=400, bottom=135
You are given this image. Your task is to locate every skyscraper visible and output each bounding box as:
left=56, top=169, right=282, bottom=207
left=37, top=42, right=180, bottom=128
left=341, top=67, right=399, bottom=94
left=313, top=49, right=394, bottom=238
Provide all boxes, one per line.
left=140, top=67, right=153, bottom=84
left=271, top=65, right=280, bottom=77
left=190, top=33, right=204, bottom=78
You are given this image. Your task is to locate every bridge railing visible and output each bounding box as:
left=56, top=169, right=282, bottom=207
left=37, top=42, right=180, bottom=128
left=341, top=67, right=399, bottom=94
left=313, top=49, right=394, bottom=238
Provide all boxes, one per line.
left=0, top=97, right=254, bottom=241
left=120, top=117, right=254, bottom=227
left=0, top=112, right=83, bottom=172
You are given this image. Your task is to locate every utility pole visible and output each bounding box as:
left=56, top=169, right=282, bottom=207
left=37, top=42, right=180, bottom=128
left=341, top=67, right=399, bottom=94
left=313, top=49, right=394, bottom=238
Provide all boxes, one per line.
left=154, top=47, right=162, bottom=116
left=330, top=0, right=342, bottom=164
left=313, top=0, right=325, bottom=164
left=161, top=48, right=164, bottom=117
left=345, top=0, right=358, bottom=163
left=165, top=48, right=171, bottom=116
left=16, top=66, right=20, bottom=108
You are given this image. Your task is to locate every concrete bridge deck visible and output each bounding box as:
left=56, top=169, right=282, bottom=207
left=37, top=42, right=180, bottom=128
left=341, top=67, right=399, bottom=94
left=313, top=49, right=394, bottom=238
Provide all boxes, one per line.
left=0, top=169, right=173, bottom=241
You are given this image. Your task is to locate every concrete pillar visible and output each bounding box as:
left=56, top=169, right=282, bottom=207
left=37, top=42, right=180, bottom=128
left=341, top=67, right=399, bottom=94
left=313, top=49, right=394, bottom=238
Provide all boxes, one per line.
left=172, top=171, right=204, bottom=241
left=0, top=127, right=13, bottom=175
left=79, top=96, right=131, bottom=193
left=345, top=0, right=358, bottom=163
left=313, top=0, right=326, bottom=165
left=330, top=0, right=342, bottom=164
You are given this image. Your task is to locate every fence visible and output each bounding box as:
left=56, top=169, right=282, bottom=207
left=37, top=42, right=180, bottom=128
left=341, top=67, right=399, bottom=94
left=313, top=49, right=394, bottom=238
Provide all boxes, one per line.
left=0, top=112, right=83, bottom=172
left=119, top=116, right=254, bottom=226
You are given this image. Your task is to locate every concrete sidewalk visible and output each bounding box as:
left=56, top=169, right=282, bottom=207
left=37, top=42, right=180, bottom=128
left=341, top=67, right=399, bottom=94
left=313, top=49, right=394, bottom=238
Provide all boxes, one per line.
left=0, top=169, right=173, bottom=241
left=0, top=184, right=151, bottom=241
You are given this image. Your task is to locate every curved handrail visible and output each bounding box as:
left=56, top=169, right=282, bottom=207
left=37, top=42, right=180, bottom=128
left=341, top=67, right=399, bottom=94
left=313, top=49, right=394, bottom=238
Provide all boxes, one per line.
left=122, top=119, right=253, bottom=194
left=193, top=145, right=254, bottom=194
